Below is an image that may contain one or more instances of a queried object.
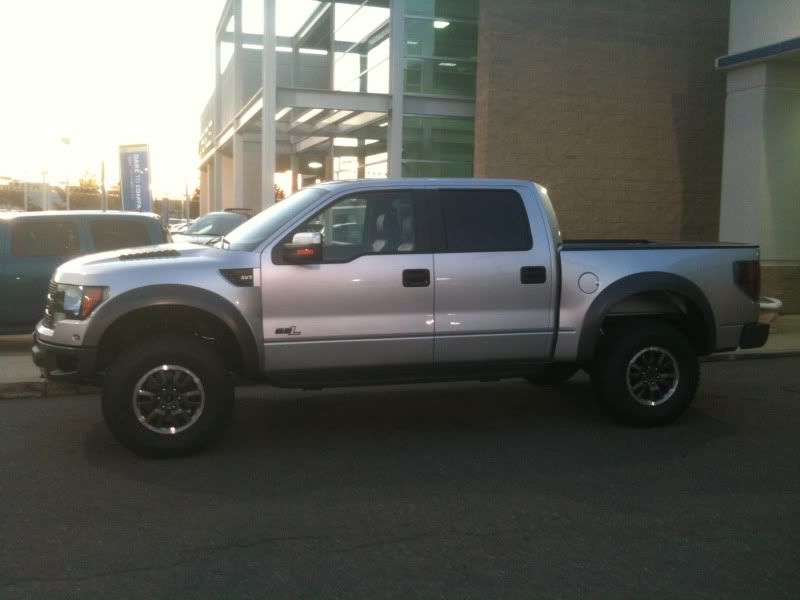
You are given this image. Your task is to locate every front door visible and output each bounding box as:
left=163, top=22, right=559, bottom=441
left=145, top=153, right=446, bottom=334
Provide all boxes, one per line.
left=431, top=187, right=556, bottom=365
left=261, top=189, right=434, bottom=377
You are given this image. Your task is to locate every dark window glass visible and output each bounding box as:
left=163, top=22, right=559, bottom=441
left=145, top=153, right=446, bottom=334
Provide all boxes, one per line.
left=402, top=116, right=474, bottom=162
left=293, top=191, right=417, bottom=262
left=439, top=189, right=532, bottom=252
left=11, top=221, right=80, bottom=257
left=406, top=0, right=478, bottom=20
left=90, top=220, right=151, bottom=252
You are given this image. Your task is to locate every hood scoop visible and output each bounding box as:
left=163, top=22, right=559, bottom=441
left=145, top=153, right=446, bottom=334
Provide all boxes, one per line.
left=118, top=249, right=181, bottom=261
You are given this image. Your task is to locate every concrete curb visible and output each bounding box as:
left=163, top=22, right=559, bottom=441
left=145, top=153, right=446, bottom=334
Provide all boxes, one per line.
left=0, top=380, right=98, bottom=400
left=703, top=350, right=800, bottom=362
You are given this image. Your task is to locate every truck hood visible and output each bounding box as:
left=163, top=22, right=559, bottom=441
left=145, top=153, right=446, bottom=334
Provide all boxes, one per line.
left=53, top=242, right=257, bottom=284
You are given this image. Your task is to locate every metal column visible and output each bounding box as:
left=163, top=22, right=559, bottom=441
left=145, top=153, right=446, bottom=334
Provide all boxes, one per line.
left=261, top=0, right=277, bottom=207
left=388, top=0, right=405, bottom=177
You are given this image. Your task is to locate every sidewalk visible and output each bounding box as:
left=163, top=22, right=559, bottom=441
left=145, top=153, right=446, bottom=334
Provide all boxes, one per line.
left=2, top=317, right=800, bottom=398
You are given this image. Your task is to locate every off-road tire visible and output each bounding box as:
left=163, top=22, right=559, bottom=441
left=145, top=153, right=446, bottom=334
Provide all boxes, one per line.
left=591, top=320, right=699, bottom=426
left=101, top=333, right=234, bottom=457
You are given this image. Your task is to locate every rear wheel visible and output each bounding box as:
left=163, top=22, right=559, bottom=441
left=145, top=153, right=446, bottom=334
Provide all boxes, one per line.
left=591, top=320, right=699, bottom=426
left=101, top=334, right=234, bottom=457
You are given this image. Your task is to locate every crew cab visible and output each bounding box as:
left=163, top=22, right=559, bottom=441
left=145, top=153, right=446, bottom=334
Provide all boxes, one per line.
left=31, top=179, right=769, bottom=456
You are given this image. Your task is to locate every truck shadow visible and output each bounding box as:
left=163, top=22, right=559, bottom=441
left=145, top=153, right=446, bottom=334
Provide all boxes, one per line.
left=82, top=375, right=735, bottom=503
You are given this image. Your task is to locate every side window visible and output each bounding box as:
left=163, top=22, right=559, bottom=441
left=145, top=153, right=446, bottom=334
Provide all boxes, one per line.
left=90, top=219, right=150, bottom=252
left=11, top=221, right=80, bottom=257
left=292, top=190, right=418, bottom=262
left=439, top=189, right=532, bottom=252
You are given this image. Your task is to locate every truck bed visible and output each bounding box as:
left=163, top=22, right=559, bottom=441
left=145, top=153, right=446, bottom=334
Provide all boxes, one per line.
left=562, top=240, right=758, bottom=251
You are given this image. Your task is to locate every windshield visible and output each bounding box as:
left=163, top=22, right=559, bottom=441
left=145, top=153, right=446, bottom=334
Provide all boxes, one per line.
left=225, top=187, right=329, bottom=250
left=183, top=212, right=245, bottom=236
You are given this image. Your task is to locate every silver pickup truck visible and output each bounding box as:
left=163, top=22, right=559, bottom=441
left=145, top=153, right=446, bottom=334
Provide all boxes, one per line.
left=32, top=179, right=769, bottom=456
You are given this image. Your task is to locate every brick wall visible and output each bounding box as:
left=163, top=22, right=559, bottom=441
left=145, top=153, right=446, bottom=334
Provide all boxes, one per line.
left=474, top=0, right=729, bottom=241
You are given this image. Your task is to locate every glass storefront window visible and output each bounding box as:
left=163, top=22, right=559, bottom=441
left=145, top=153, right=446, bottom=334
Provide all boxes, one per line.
left=404, top=1, right=477, bottom=98
left=405, top=18, right=477, bottom=59
left=404, top=58, right=476, bottom=97
left=406, top=0, right=478, bottom=20
left=402, top=116, right=474, bottom=177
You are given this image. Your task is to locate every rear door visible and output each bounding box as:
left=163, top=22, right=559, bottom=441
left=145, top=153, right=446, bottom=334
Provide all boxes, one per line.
left=261, top=188, right=434, bottom=374
left=6, top=217, right=81, bottom=328
left=431, top=187, right=555, bottom=364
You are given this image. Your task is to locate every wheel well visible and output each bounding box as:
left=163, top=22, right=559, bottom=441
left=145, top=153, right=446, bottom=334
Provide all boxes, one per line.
left=599, top=291, right=711, bottom=355
left=96, top=305, right=244, bottom=375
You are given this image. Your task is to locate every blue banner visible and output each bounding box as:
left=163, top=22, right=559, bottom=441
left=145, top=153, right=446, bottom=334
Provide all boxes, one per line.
left=119, top=145, right=152, bottom=212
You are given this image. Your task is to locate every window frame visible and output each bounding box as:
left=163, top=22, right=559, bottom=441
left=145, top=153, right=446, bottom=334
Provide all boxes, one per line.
left=272, top=189, right=432, bottom=265
left=10, top=219, right=81, bottom=258
left=429, top=188, right=534, bottom=254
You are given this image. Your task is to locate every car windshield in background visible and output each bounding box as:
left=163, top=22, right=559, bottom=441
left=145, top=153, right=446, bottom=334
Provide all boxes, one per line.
left=184, top=212, right=245, bottom=236
left=224, top=187, right=328, bottom=250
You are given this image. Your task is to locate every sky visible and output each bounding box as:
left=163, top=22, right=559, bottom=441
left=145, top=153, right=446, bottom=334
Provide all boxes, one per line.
left=0, top=0, right=225, bottom=197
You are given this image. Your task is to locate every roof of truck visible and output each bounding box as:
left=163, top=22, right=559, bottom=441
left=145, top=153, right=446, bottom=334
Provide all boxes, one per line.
left=314, top=178, right=541, bottom=190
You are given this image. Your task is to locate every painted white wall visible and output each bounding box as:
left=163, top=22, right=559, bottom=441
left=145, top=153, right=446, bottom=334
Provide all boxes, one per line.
left=719, top=63, right=800, bottom=263
left=243, top=140, right=262, bottom=213
left=729, top=0, right=800, bottom=53
left=760, top=65, right=800, bottom=262
left=221, top=153, right=234, bottom=209
left=199, top=165, right=211, bottom=216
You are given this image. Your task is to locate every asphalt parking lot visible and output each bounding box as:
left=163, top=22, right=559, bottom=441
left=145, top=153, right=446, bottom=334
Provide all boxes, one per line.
left=1, top=358, right=799, bottom=598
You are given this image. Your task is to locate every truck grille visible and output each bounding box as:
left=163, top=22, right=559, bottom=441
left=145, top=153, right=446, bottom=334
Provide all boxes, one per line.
left=42, top=280, right=58, bottom=328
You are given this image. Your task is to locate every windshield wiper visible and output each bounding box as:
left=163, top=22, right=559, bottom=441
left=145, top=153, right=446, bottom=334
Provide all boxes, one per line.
left=204, top=235, right=230, bottom=249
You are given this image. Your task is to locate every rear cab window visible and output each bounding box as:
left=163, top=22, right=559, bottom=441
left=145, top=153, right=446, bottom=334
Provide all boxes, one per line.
left=11, top=220, right=80, bottom=257
left=436, top=189, right=532, bottom=253
left=89, top=219, right=151, bottom=252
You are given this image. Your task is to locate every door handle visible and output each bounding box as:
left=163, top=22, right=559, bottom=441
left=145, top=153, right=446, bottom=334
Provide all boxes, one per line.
left=521, top=266, right=547, bottom=284
left=402, top=269, right=430, bottom=287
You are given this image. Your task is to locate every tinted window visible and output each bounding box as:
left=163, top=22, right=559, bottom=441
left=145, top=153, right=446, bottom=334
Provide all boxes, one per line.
left=439, top=189, right=532, bottom=252
left=90, top=219, right=151, bottom=251
left=291, top=190, right=418, bottom=263
left=11, top=221, right=80, bottom=257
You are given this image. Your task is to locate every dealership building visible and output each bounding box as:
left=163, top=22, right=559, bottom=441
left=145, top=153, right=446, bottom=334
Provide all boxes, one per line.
left=198, top=0, right=799, bottom=311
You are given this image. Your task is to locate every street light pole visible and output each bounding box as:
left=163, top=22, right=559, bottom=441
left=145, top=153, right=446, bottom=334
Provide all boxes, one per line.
left=101, top=161, right=108, bottom=212
left=61, top=137, right=71, bottom=210
left=41, top=171, right=48, bottom=210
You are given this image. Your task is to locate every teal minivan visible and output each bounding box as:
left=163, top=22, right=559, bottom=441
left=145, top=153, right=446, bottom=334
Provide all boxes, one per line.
left=0, top=211, right=169, bottom=334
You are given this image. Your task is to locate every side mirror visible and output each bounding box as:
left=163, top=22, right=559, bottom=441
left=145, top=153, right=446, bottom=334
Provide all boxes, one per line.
left=283, top=232, right=322, bottom=264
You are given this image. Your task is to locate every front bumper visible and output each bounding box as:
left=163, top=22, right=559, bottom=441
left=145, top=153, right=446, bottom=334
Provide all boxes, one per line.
left=739, top=322, right=770, bottom=350
left=32, top=333, right=98, bottom=383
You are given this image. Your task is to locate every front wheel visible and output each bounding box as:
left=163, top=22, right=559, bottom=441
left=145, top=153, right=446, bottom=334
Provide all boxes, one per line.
left=591, top=320, right=699, bottom=426
left=101, top=334, right=234, bottom=457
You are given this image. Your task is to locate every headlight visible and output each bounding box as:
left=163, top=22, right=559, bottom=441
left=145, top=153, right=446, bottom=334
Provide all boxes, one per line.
left=54, top=284, right=108, bottom=322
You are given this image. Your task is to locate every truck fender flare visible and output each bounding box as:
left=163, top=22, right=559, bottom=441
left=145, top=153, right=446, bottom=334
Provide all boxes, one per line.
left=83, top=284, right=260, bottom=376
left=576, top=272, right=716, bottom=362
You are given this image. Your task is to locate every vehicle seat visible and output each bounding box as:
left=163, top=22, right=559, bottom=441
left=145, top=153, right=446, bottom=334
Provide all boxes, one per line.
left=397, top=215, right=414, bottom=252
left=371, top=212, right=400, bottom=253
